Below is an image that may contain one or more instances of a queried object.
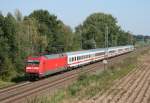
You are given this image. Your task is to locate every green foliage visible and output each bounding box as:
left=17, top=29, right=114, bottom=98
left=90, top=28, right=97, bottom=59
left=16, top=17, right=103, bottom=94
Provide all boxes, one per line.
left=76, top=13, right=134, bottom=49
left=0, top=57, right=17, bottom=81
left=28, top=10, right=75, bottom=53
left=3, top=13, right=18, bottom=59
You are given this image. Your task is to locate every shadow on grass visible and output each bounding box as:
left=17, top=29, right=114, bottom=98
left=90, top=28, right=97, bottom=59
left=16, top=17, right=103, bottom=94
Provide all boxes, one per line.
left=11, top=74, right=28, bottom=83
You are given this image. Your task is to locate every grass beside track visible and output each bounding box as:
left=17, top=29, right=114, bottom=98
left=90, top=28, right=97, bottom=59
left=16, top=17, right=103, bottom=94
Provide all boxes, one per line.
left=28, top=47, right=150, bottom=103
left=0, top=80, right=14, bottom=88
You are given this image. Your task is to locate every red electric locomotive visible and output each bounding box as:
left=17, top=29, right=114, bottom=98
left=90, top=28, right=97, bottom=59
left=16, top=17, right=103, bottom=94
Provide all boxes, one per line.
left=26, top=54, right=67, bottom=78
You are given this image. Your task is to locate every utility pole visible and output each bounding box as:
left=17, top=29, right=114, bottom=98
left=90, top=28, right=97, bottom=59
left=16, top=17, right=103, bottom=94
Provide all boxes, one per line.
left=81, top=33, right=83, bottom=49
left=105, top=26, right=109, bottom=53
left=103, top=25, right=109, bottom=70
left=79, top=28, right=83, bottom=50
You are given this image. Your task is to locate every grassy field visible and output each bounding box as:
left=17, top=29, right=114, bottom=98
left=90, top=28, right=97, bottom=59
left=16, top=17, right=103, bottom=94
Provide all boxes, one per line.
left=0, top=80, right=14, bottom=88
left=26, top=47, right=150, bottom=103
left=49, top=55, right=137, bottom=103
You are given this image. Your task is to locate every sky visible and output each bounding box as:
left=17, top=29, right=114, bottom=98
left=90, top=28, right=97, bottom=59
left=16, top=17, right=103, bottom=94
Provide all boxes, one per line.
left=0, top=0, right=150, bottom=35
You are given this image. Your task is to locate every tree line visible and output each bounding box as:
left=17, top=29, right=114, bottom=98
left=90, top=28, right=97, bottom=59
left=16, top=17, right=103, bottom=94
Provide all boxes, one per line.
left=0, top=9, right=139, bottom=81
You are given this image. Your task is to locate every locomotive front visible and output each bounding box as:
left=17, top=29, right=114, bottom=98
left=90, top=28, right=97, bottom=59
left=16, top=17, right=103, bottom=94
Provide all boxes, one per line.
left=25, top=56, right=42, bottom=78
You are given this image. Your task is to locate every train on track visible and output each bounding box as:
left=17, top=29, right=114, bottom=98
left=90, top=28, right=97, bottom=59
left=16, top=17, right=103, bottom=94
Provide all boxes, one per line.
left=25, top=45, right=134, bottom=79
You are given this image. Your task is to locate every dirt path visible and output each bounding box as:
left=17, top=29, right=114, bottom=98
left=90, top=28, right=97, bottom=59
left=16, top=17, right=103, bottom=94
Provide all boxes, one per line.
left=79, top=51, right=150, bottom=103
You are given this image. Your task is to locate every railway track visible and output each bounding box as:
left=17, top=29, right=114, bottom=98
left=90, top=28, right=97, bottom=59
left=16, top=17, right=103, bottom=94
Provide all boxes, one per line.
left=0, top=52, right=135, bottom=103
left=0, top=59, right=105, bottom=103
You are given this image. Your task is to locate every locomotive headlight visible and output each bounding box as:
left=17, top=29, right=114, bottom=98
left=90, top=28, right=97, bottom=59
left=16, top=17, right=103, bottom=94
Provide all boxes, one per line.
left=26, top=67, right=32, bottom=70
left=26, top=67, right=39, bottom=70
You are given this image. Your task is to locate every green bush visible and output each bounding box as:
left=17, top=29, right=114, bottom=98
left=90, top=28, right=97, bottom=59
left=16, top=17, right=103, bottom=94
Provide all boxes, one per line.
left=0, top=57, right=17, bottom=81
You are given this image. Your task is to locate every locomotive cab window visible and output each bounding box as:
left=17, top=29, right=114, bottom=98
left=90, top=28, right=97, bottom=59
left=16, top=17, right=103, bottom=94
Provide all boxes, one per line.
left=27, top=61, right=40, bottom=66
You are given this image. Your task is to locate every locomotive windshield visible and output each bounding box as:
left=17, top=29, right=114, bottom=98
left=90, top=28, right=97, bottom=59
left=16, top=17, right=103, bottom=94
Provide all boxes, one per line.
left=27, top=60, right=40, bottom=66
